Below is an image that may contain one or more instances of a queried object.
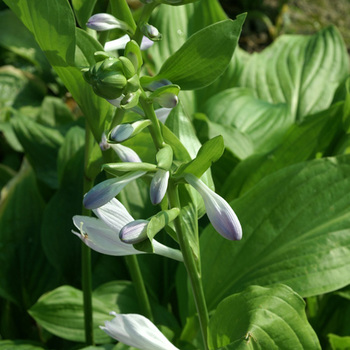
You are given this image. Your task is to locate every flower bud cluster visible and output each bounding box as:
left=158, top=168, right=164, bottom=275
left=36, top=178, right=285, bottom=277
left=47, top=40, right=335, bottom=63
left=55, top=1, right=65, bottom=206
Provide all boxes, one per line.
left=82, top=52, right=141, bottom=109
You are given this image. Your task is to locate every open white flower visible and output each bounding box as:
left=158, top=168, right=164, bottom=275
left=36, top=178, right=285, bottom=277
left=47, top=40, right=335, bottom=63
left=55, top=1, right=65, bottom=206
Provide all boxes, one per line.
left=184, top=173, right=242, bottom=241
left=101, top=312, right=179, bottom=350
left=73, top=198, right=183, bottom=261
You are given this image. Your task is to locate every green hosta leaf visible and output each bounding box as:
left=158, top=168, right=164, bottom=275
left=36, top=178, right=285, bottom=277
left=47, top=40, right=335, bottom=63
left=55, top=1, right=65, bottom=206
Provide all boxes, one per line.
left=195, top=48, right=248, bottom=112
left=201, top=155, right=350, bottom=311
left=0, top=66, right=46, bottom=118
left=0, top=164, right=16, bottom=191
left=11, top=113, right=64, bottom=188
left=38, top=96, right=75, bottom=128
left=41, top=143, right=84, bottom=283
left=0, top=164, right=57, bottom=307
left=3, top=0, right=76, bottom=66
left=57, top=126, right=85, bottom=184
left=208, top=284, right=321, bottom=350
left=141, top=16, right=246, bottom=90
left=343, top=78, right=350, bottom=132
left=148, top=4, right=194, bottom=71
left=4, top=0, right=114, bottom=141
left=189, top=0, right=227, bottom=34
left=202, top=87, right=292, bottom=155
left=175, top=136, right=224, bottom=178
left=28, top=286, right=114, bottom=343
left=93, top=280, right=140, bottom=314
left=72, top=0, right=97, bottom=29
left=0, top=10, right=50, bottom=71
left=328, top=334, right=350, bottom=350
left=193, top=113, right=253, bottom=160
left=222, top=102, right=344, bottom=200
left=0, top=341, right=45, bottom=350
left=239, top=26, right=349, bottom=121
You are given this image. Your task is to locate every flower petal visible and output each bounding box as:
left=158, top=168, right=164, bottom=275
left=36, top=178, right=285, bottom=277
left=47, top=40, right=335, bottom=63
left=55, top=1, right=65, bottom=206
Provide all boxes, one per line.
left=184, top=173, right=242, bottom=241
left=72, top=216, right=140, bottom=255
left=93, top=198, right=133, bottom=231
left=100, top=313, right=179, bottom=350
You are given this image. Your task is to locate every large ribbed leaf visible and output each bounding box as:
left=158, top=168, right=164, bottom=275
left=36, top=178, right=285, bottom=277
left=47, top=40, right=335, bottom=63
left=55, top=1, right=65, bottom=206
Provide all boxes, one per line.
left=201, top=155, right=350, bottom=311
left=202, top=87, right=292, bottom=155
left=208, top=285, right=321, bottom=350
left=239, top=26, right=349, bottom=121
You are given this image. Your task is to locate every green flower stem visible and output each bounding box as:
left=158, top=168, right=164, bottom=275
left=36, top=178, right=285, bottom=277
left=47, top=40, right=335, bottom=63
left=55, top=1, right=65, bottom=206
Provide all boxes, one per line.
left=110, top=107, right=126, bottom=130
left=125, top=255, right=154, bottom=321
left=82, top=122, right=95, bottom=345
left=133, top=2, right=159, bottom=45
left=139, top=91, right=164, bottom=149
left=102, top=145, right=154, bottom=322
left=167, top=181, right=209, bottom=350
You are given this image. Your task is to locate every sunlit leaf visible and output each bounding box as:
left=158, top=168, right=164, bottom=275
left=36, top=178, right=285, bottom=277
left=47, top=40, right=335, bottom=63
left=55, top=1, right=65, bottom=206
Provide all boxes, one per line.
left=208, top=284, right=321, bottom=350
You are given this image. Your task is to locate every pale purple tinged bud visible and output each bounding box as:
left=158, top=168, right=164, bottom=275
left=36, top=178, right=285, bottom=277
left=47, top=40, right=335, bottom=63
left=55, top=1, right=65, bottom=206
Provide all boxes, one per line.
left=142, top=24, right=161, bottom=41
left=155, top=93, right=178, bottom=108
left=110, top=144, right=142, bottom=162
left=110, top=124, right=133, bottom=142
left=87, top=13, right=129, bottom=31
left=100, top=132, right=111, bottom=151
left=119, top=220, right=148, bottom=243
left=140, top=36, right=154, bottom=50
left=155, top=108, right=172, bottom=124
left=150, top=169, right=169, bottom=205
left=83, top=171, right=146, bottom=209
left=146, top=79, right=172, bottom=92
left=184, top=173, right=242, bottom=241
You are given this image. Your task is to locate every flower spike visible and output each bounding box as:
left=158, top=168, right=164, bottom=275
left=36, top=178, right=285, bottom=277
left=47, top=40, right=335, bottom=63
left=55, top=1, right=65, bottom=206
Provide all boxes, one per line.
left=100, top=312, right=179, bottom=350
left=184, top=173, right=242, bottom=241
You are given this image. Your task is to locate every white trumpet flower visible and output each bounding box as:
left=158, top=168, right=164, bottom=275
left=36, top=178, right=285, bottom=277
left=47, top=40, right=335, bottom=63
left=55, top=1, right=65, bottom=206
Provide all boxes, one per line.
left=73, top=199, right=183, bottom=261
left=101, top=312, right=179, bottom=350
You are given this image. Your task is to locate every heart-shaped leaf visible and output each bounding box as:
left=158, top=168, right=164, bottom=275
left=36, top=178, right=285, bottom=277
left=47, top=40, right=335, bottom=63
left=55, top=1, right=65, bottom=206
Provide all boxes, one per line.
left=201, top=155, right=350, bottom=311
left=208, top=284, right=321, bottom=350
left=239, top=26, right=349, bottom=121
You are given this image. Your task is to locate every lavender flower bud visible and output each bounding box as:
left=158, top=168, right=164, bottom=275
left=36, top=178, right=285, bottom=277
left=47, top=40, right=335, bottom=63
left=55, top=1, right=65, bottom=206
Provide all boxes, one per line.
left=150, top=169, right=169, bottom=205
left=119, top=220, right=149, bottom=244
left=184, top=173, right=242, bottom=241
